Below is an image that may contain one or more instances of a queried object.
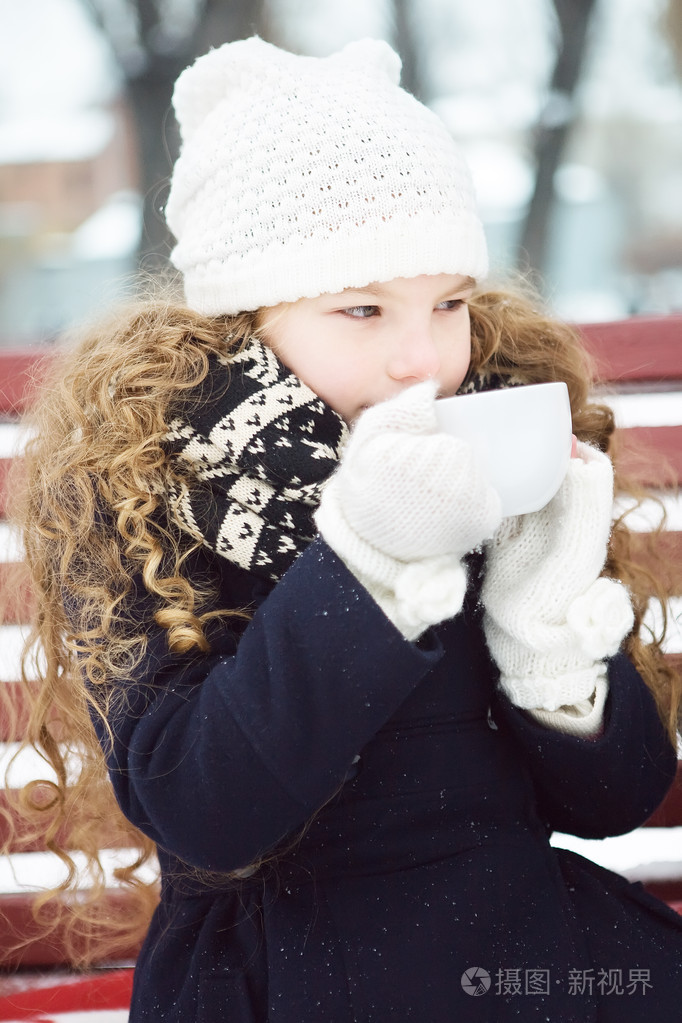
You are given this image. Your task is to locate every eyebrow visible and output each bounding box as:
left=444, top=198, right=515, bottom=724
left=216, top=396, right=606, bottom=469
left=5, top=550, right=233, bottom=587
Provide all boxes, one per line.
left=345, top=276, right=476, bottom=298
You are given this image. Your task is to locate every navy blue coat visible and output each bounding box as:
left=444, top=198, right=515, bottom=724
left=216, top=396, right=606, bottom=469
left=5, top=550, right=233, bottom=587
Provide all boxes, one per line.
left=94, top=538, right=682, bottom=1021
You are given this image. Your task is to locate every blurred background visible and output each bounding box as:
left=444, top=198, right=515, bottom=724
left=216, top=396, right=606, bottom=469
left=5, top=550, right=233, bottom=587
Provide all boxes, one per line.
left=0, top=0, right=680, bottom=347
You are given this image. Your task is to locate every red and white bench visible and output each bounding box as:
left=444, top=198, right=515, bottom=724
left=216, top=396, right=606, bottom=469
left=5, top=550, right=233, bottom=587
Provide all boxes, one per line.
left=550, top=315, right=682, bottom=907
left=0, top=352, right=153, bottom=978
left=1, top=317, right=681, bottom=976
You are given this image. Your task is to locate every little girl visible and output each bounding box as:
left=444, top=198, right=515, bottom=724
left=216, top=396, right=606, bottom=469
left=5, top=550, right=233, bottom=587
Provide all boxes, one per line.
left=7, top=36, right=682, bottom=1022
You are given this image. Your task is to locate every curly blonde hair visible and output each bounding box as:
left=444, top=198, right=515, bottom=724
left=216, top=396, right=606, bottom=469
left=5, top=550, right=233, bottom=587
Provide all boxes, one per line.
left=2, top=283, right=679, bottom=967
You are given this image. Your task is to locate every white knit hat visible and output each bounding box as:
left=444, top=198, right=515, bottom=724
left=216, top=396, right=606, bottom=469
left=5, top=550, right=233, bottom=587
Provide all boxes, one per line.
left=166, top=37, right=488, bottom=315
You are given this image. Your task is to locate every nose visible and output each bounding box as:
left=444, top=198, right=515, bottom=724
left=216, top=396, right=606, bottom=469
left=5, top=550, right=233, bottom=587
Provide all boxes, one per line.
left=387, top=324, right=441, bottom=383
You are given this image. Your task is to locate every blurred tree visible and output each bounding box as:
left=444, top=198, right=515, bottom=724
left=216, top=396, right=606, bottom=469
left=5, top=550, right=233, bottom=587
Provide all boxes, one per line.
left=389, top=0, right=426, bottom=101
left=665, top=0, right=682, bottom=78
left=517, top=0, right=597, bottom=277
left=82, top=0, right=270, bottom=270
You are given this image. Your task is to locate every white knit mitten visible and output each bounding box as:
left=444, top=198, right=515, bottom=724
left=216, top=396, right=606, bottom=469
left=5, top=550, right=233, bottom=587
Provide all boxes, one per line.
left=315, top=381, right=502, bottom=640
left=482, top=442, right=634, bottom=726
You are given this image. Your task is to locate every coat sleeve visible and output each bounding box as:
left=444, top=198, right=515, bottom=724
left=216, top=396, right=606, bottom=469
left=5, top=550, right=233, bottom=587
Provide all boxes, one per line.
left=94, top=538, right=443, bottom=873
left=491, top=651, right=678, bottom=839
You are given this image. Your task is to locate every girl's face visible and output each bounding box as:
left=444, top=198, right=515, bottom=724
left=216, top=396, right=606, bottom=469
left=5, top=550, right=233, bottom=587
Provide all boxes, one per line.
left=258, top=273, right=474, bottom=424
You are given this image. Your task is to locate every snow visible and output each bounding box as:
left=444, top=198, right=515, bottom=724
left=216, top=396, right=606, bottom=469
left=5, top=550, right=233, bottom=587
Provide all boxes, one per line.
left=71, top=192, right=142, bottom=261
left=643, top=597, right=682, bottom=654
left=0, top=847, right=158, bottom=894
left=0, top=0, right=119, bottom=120
left=272, top=0, right=391, bottom=56
left=0, top=624, right=46, bottom=680
left=460, top=140, right=534, bottom=218
left=602, top=391, right=682, bottom=428
left=583, top=0, right=682, bottom=121
left=551, top=827, right=682, bottom=882
left=0, top=112, right=115, bottom=166
left=554, top=164, right=607, bottom=205
left=0, top=740, right=62, bottom=788
left=0, top=523, right=22, bottom=562
left=551, top=291, right=631, bottom=324
left=613, top=493, right=682, bottom=532
left=0, top=423, right=32, bottom=459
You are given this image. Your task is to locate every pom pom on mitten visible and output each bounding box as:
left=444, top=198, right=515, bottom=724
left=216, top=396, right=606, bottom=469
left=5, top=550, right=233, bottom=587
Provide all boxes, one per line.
left=315, top=381, right=502, bottom=640
left=482, top=441, right=634, bottom=714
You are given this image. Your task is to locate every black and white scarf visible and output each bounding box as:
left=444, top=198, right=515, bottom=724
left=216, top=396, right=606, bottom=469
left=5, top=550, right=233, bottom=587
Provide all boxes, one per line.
left=163, top=340, right=349, bottom=581
left=163, top=337, right=520, bottom=582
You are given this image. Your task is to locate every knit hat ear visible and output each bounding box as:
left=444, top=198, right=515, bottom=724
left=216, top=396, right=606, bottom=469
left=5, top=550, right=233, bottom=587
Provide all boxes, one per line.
left=173, top=37, right=401, bottom=145
left=171, top=37, right=272, bottom=144
left=166, top=36, right=488, bottom=315
left=328, top=38, right=402, bottom=84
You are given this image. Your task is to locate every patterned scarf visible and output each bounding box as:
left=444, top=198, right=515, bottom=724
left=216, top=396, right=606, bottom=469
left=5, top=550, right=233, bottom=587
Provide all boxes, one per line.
left=163, top=340, right=349, bottom=581
left=163, top=337, right=520, bottom=582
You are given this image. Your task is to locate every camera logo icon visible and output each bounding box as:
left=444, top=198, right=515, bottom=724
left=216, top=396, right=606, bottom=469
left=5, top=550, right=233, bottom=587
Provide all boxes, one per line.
left=461, top=967, right=491, bottom=997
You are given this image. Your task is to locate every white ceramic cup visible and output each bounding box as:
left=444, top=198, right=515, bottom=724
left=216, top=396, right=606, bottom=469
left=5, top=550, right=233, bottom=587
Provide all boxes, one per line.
left=434, top=381, right=573, bottom=517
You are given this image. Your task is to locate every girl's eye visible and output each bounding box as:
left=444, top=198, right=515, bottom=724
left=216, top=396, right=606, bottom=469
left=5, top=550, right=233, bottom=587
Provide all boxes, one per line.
left=436, top=299, right=465, bottom=311
left=342, top=305, right=379, bottom=319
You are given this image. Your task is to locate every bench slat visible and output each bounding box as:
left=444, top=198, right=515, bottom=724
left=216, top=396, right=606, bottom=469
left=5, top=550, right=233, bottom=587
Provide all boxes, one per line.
left=0, top=791, right=139, bottom=854
left=1, top=323, right=681, bottom=959
left=0, top=563, right=35, bottom=627
left=0, top=891, right=144, bottom=968
left=4, top=430, right=680, bottom=498
left=581, top=315, right=682, bottom=384
left=0, top=350, right=51, bottom=418
left=617, top=425, right=682, bottom=488
left=646, top=762, right=682, bottom=827
left=0, top=968, right=134, bottom=1012
left=629, top=532, right=682, bottom=595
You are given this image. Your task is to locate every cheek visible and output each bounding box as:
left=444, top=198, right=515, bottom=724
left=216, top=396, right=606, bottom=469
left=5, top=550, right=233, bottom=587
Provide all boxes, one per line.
left=263, top=326, right=321, bottom=383
left=310, top=354, right=376, bottom=421
left=457, top=312, right=472, bottom=366
left=435, top=325, right=471, bottom=395
left=289, top=350, right=359, bottom=410
left=445, top=330, right=472, bottom=376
